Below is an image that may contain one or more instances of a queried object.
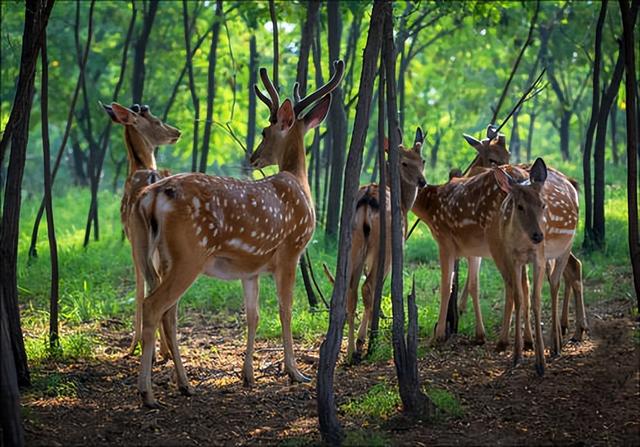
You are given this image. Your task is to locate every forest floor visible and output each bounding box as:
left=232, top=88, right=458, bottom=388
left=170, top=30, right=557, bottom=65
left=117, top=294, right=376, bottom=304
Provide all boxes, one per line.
left=21, top=296, right=639, bottom=446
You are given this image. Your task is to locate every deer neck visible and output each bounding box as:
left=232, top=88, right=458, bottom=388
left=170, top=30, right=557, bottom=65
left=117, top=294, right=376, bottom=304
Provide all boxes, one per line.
left=278, top=127, right=312, bottom=201
left=400, top=178, right=418, bottom=216
left=125, top=126, right=157, bottom=175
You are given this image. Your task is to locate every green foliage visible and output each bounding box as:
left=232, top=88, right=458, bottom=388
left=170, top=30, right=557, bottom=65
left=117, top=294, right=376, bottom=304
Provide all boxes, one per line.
left=341, top=382, right=400, bottom=420
left=427, top=388, right=464, bottom=419
left=31, top=371, right=79, bottom=398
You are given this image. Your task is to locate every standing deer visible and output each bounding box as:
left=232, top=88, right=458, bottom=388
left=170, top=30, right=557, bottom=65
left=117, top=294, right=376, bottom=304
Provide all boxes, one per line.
left=325, top=128, right=426, bottom=362
left=412, top=157, right=579, bottom=373
left=129, top=61, right=345, bottom=407
left=101, top=102, right=180, bottom=356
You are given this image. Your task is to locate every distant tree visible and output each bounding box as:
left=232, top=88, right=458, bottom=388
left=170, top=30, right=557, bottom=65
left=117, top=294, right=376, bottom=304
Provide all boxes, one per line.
left=132, top=0, right=159, bottom=104
left=0, top=3, right=55, bottom=445
left=183, top=0, right=202, bottom=172
left=317, top=2, right=384, bottom=443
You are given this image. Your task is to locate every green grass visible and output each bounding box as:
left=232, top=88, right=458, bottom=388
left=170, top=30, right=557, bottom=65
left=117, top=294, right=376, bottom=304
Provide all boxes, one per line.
left=428, top=388, right=463, bottom=419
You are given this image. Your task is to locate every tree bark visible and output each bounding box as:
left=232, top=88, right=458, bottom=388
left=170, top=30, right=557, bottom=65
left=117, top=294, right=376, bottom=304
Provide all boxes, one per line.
left=510, top=109, right=522, bottom=163
left=183, top=0, right=201, bottom=172
left=317, top=2, right=384, bottom=443
left=582, top=0, right=607, bottom=250
left=0, top=0, right=54, bottom=393
left=311, top=20, right=324, bottom=211
left=268, top=0, right=279, bottom=91
left=367, top=65, right=386, bottom=357
left=198, top=0, right=223, bottom=173
left=40, top=29, right=60, bottom=351
left=619, top=0, right=640, bottom=310
left=610, top=99, right=619, bottom=165
left=132, top=0, right=159, bottom=104
left=593, top=45, right=626, bottom=248
left=382, top=2, right=431, bottom=419
left=324, top=0, right=348, bottom=240
left=27, top=0, right=98, bottom=259
left=245, top=31, right=258, bottom=167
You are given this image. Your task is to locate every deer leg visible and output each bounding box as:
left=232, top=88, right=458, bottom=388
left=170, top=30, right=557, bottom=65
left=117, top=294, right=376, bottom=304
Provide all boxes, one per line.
left=346, top=284, right=358, bottom=362
left=458, top=277, right=469, bottom=314
left=138, top=267, right=199, bottom=408
left=561, top=275, right=571, bottom=336
left=161, top=304, right=192, bottom=396
left=512, top=266, right=524, bottom=366
left=128, top=260, right=145, bottom=356
left=357, top=273, right=377, bottom=361
left=241, top=276, right=260, bottom=387
left=568, top=254, right=588, bottom=341
left=275, top=262, right=309, bottom=383
left=496, top=286, right=514, bottom=352
left=522, top=265, right=534, bottom=351
left=467, top=257, right=485, bottom=344
left=532, top=258, right=546, bottom=376
left=434, top=248, right=455, bottom=343
left=548, top=253, right=570, bottom=357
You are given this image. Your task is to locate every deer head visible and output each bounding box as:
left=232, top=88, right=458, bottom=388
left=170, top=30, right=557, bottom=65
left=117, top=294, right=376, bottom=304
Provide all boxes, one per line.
left=250, top=60, right=345, bottom=170
left=463, top=124, right=510, bottom=169
left=102, top=102, right=181, bottom=146
left=494, top=157, right=548, bottom=245
left=399, top=126, right=427, bottom=189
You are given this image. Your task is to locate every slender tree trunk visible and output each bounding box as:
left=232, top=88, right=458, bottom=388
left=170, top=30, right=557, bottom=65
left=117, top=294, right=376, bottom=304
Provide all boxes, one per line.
left=526, top=108, right=537, bottom=161
left=27, top=0, right=98, bottom=259
left=0, top=0, right=54, bottom=394
left=619, top=0, right=640, bottom=310
left=317, top=3, right=384, bottom=442
left=582, top=0, right=607, bottom=250
left=324, top=0, right=348, bottom=240
left=198, top=0, right=223, bottom=173
left=245, top=32, right=257, bottom=167
left=132, top=0, right=159, bottom=104
left=593, top=46, right=626, bottom=248
left=311, top=21, right=324, bottom=210
left=382, top=2, right=431, bottom=418
left=368, top=66, right=386, bottom=357
left=268, top=0, right=279, bottom=91
left=183, top=0, right=201, bottom=172
left=40, top=29, right=60, bottom=351
left=559, top=109, right=571, bottom=161
left=610, top=98, right=620, bottom=165
left=510, top=109, right=522, bottom=163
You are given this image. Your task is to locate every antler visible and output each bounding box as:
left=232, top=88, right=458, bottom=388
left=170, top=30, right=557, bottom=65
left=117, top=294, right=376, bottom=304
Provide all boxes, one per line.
left=293, top=60, right=345, bottom=117
left=254, top=67, right=281, bottom=123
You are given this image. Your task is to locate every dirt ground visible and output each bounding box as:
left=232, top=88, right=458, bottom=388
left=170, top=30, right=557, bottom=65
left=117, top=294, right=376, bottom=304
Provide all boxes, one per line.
left=23, top=297, right=639, bottom=446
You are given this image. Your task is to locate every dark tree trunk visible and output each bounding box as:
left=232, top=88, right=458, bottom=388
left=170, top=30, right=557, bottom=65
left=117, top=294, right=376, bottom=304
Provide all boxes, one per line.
left=610, top=99, right=620, bottom=165
left=559, top=109, right=571, bottom=161
left=311, top=21, right=324, bottom=210
left=27, top=0, right=98, bottom=259
left=382, top=3, right=432, bottom=419
left=40, top=29, right=60, bottom=350
left=619, top=0, right=640, bottom=310
left=268, top=0, right=279, bottom=91
left=198, top=0, right=223, bottom=173
left=368, top=66, right=386, bottom=357
left=582, top=1, right=607, bottom=250
left=317, top=2, right=384, bottom=443
left=132, top=0, right=159, bottom=104
left=526, top=107, right=537, bottom=161
left=324, top=0, right=348, bottom=240
left=183, top=0, right=201, bottom=172
left=71, top=134, right=88, bottom=186
left=245, top=32, right=258, bottom=167
left=510, top=110, right=522, bottom=163
left=593, top=46, right=626, bottom=248
left=0, top=0, right=54, bottom=397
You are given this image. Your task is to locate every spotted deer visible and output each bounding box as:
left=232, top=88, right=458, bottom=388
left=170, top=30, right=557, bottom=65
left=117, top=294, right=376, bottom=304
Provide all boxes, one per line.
left=412, top=156, right=579, bottom=373
left=324, top=128, right=426, bottom=362
left=128, top=61, right=345, bottom=407
left=101, top=102, right=180, bottom=356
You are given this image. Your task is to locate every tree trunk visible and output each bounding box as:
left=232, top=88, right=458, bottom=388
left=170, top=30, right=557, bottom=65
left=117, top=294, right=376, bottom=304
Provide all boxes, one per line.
left=367, top=66, right=386, bottom=357
left=526, top=108, right=537, bottom=161
left=610, top=98, right=620, bottom=165
left=198, top=0, right=223, bottom=173
left=619, top=0, right=640, bottom=310
left=40, top=29, right=60, bottom=351
left=183, top=0, right=201, bottom=172
left=324, top=0, right=348, bottom=240
left=559, top=109, right=571, bottom=161
left=27, top=0, right=98, bottom=259
left=311, top=20, right=324, bottom=210
left=593, top=45, right=626, bottom=248
left=582, top=0, right=607, bottom=251
left=132, top=0, right=159, bottom=104
left=0, top=0, right=54, bottom=394
left=245, top=32, right=257, bottom=167
left=382, top=2, right=432, bottom=419
left=510, top=109, right=522, bottom=163
left=268, top=0, right=279, bottom=91
left=317, top=3, right=384, bottom=443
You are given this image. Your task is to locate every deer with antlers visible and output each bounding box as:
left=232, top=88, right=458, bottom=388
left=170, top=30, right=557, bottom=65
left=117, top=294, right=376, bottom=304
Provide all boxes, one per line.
left=128, top=61, right=345, bottom=407
left=101, top=102, right=180, bottom=356
left=324, top=128, right=426, bottom=362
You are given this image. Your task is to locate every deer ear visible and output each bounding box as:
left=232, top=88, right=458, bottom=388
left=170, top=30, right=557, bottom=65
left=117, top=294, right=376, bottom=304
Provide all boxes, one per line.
left=530, top=158, right=548, bottom=184
left=486, top=124, right=498, bottom=139
left=303, top=95, right=331, bottom=131
left=414, top=126, right=424, bottom=148
left=110, top=102, right=136, bottom=125
left=276, top=99, right=295, bottom=133
left=494, top=168, right=513, bottom=193
left=463, top=134, right=481, bottom=149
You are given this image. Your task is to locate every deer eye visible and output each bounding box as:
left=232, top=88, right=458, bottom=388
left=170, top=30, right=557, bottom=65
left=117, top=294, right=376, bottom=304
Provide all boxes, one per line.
left=402, top=162, right=408, bottom=167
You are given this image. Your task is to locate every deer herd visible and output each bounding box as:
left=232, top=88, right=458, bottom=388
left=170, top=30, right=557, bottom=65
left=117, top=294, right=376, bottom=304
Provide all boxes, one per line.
left=102, top=59, right=588, bottom=408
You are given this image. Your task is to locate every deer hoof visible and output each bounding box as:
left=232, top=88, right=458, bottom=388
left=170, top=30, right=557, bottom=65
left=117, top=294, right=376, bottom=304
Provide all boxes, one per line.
left=495, top=340, right=509, bottom=353
left=179, top=385, right=194, bottom=396
left=535, top=362, right=545, bottom=377
left=523, top=340, right=534, bottom=351
left=140, top=392, right=160, bottom=409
